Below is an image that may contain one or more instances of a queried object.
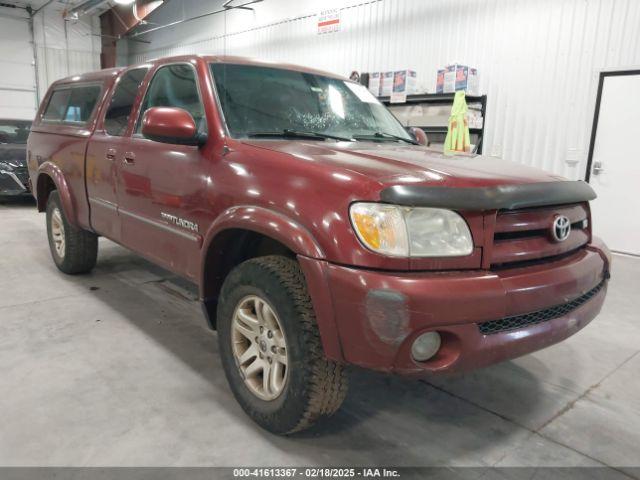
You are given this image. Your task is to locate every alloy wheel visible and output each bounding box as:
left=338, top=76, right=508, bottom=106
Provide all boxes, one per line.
left=231, top=295, right=288, bottom=401
left=51, top=207, right=65, bottom=259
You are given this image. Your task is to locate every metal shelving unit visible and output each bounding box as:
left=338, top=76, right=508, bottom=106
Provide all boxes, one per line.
left=379, top=93, right=488, bottom=154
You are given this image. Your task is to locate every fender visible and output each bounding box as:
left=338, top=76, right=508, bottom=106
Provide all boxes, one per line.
left=201, top=205, right=325, bottom=268
left=200, top=206, right=345, bottom=362
left=36, top=162, right=79, bottom=229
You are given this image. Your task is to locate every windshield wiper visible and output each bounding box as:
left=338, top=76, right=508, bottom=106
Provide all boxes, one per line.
left=246, top=129, right=353, bottom=142
left=353, top=132, right=419, bottom=145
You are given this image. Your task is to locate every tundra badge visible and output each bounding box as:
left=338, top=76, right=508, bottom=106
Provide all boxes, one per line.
left=161, top=212, right=199, bottom=233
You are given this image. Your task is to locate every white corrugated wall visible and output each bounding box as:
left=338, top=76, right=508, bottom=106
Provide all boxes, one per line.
left=124, top=0, right=640, bottom=180
left=0, top=3, right=102, bottom=118
left=33, top=5, right=102, bottom=101
left=0, top=10, right=37, bottom=119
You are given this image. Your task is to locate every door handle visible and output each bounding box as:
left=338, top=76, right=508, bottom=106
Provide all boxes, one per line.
left=123, top=152, right=136, bottom=165
left=106, top=148, right=116, bottom=160
left=593, top=161, right=604, bottom=175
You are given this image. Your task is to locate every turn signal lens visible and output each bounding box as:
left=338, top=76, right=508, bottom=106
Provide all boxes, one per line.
left=350, top=203, right=409, bottom=256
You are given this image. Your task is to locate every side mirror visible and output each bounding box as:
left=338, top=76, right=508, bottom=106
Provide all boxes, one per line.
left=141, top=107, right=206, bottom=146
left=407, top=127, right=429, bottom=146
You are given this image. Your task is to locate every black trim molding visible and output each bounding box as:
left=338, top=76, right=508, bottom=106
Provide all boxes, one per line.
left=380, top=181, right=596, bottom=211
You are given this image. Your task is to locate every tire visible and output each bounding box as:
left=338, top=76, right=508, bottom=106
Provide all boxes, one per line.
left=46, top=190, right=98, bottom=274
left=217, top=255, right=348, bottom=434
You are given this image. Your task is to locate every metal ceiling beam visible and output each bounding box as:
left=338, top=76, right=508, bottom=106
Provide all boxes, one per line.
left=128, top=0, right=263, bottom=38
left=65, top=0, right=111, bottom=19
left=31, top=0, right=57, bottom=16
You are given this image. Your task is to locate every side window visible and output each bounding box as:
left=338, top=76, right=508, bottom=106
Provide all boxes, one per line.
left=136, top=64, right=206, bottom=134
left=42, top=90, right=71, bottom=122
left=104, top=68, right=148, bottom=136
left=64, top=86, right=101, bottom=123
left=41, top=85, right=101, bottom=124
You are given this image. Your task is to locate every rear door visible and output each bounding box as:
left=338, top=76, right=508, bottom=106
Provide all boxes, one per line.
left=117, top=62, right=210, bottom=280
left=86, top=67, right=149, bottom=240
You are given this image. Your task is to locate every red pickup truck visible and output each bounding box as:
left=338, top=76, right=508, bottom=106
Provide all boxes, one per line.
left=27, top=55, right=611, bottom=434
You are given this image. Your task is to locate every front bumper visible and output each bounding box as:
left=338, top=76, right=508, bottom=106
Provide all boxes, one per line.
left=301, top=242, right=611, bottom=376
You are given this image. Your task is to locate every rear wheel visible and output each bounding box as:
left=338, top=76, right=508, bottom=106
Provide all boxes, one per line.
left=46, top=191, right=98, bottom=274
left=217, top=255, right=348, bottom=434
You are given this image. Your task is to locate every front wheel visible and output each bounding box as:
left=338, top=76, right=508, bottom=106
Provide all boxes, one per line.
left=217, top=255, right=348, bottom=434
left=46, top=191, right=98, bottom=274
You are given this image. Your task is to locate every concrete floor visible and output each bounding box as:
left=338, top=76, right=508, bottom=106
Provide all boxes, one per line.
left=1, top=198, right=639, bottom=473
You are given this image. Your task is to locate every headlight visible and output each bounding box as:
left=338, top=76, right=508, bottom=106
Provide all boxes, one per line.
left=0, top=162, right=14, bottom=173
left=349, top=202, right=473, bottom=257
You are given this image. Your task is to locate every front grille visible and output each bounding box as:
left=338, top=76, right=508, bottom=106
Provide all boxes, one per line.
left=478, top=280, right=605, bottom=335
left=490, top=203, right=590, bottom=267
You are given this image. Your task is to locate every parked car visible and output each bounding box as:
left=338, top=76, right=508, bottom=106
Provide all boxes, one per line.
left=27, top=56, right=611, bottom=434
left=0, top=119, right=31, bottom=196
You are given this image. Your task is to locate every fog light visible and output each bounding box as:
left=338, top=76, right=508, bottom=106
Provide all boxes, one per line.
left=411, top=332, right=441, bottom=362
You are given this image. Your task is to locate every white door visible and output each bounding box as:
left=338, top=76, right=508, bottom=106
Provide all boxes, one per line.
left=588, top=71, right=640, bottom=256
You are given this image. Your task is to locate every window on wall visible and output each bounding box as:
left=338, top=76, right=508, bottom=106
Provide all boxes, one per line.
left=104, top=68, right=148, bottom=136
left=136, top=64, right=206, bottom=134
left=42, top=85, right=102, bottom=124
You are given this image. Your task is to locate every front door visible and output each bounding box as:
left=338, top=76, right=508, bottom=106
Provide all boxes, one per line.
left=587, top=70, right=640, bottom=256
left=86, top=67, right=148, bottom=240
left=117, top=63, right=211, bottom=281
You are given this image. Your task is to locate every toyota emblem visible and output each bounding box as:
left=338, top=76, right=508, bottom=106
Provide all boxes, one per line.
left=552, top=215, right=571, bottom=242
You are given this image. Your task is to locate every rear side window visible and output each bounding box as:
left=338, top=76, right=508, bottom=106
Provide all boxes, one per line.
left=104, top=68, right=148, bottom=136
left=42, top=85, right=101, bottom=124
left=42, top=90, right=71, bottom=122
left=136, top=64, right=206, bottom=134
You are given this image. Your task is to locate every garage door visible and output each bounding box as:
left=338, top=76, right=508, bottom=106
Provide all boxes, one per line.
left=0, top=14, right=37, bottom=120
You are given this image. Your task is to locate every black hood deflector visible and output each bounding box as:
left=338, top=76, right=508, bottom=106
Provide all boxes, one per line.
left=380, top=181, right=596, bottom=211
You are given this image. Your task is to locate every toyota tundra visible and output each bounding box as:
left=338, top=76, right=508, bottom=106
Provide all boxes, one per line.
left=26, top=56, right=611, bottom=434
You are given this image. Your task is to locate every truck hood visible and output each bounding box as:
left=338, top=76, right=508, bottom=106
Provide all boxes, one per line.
left=243, top=140, right=565, bottom=187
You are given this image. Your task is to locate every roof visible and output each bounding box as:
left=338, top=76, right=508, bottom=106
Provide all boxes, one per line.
left=52, top=55, right=348, bottom=87
left=204, top=55, right=348, bottom=80
left=52, top=67, right=125, bottom=86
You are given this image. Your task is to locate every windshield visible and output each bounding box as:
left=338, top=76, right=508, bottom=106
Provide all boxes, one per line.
left=210, top=63, right=413, bottom=143
left=0, top=120, right=31, bottom=145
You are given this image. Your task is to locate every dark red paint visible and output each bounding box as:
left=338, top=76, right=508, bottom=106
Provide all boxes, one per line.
left=141, top=107, right=198, bottom=143
left=27, top=55, right=610, bottom=375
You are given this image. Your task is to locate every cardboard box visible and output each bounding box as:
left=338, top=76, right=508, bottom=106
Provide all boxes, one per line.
left=367, top=72, right=381, bottom=96
left=467, top=109, right=484, bottom=129
left=442, top=64, right=480, bottom=95
left=436, top=69, right=445, bottom=93
left=393, top=70, right=418, bottom=95
left=464, top=67, right=480, bottom=96
left=380, top=71, right=395, bottom=97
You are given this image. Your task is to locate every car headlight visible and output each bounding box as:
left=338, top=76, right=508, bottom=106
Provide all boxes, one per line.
left=0, top=161, right=14, bottom=173
left=349, top=202, right=474, bottom=257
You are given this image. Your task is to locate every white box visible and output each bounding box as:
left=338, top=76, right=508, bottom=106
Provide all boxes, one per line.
left=443, top=64, right=480, bottom=95
left=368, top=72, right=381, bottom=97
left=392, top=70, right=418, bottom=95
left=380, top=71, right=395, bottom=97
